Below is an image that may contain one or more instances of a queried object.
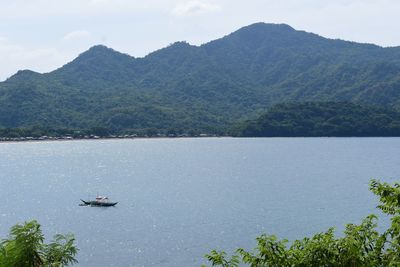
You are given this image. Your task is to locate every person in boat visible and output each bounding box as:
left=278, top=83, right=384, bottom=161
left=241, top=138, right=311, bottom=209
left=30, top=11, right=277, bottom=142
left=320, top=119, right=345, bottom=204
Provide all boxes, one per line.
left=95, top=196, right=108, bottom=203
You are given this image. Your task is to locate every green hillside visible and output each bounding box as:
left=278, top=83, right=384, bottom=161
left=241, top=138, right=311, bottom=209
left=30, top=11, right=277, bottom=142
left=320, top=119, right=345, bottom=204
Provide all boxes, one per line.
left=1, top=23, right=400, bottom=133
left=234, top=102, right=400, bottom=137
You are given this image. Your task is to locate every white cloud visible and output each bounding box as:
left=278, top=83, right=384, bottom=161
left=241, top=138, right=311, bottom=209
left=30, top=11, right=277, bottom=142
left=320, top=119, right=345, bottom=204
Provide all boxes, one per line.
left=0, top=0, right=179, bottom=18
left=172, top=1, right=220, bottom=16
left=90, top=0, right=112, bottom=4
left=1, top=0, right=400, bottom=80
left=0, top=37, right=70, bottom=81
left=63, top=30, right=91, bottom=41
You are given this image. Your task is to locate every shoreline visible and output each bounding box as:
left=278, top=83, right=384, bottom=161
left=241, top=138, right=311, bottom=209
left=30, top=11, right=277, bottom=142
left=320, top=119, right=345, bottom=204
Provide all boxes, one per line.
left=1, top=135, right=400, bottom=144
left=0, top=135, right=228, bottom=144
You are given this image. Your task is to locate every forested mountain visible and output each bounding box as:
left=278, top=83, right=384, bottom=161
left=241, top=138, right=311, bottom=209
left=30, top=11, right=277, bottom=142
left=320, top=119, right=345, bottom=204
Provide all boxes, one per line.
left=233, top=102, right=400, bottom=137
left=1, top=22, right=400, bottom=133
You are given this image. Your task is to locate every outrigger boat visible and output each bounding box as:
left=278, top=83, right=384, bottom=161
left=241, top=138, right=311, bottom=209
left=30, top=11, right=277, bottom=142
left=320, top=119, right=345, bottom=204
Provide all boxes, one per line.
left=80, top=196, right=118, bottom=207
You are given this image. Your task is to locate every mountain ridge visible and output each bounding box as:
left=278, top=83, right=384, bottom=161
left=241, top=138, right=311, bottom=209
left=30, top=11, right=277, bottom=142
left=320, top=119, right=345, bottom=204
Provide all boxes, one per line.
left=1, top=22, right=400, bottom=132
left=8, top=22, right=397, bottom=81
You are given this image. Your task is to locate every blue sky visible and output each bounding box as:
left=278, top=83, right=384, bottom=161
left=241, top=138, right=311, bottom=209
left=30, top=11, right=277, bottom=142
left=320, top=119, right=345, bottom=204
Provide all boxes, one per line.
left=0, top=0, right=399, bottom=81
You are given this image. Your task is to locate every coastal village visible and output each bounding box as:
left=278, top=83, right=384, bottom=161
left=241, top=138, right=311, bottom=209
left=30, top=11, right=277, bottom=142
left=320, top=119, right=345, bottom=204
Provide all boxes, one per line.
left=0, top=133, right=217, bottom=142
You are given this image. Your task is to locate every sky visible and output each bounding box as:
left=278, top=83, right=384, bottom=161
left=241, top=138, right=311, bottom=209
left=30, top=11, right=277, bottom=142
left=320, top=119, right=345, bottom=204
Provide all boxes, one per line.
left=0, top=0, right=400, bottom=81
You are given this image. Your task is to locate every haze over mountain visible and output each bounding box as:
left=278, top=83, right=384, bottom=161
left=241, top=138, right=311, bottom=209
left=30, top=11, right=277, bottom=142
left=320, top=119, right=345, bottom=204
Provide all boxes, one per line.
left=1, top=22, right=400, bottom=133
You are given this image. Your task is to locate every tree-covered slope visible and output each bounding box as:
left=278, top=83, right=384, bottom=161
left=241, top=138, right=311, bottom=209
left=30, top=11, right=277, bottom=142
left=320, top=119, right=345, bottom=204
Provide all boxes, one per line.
left=234, top=102, right=400, bottom=137
left=1, top=22, right=400, bottom=132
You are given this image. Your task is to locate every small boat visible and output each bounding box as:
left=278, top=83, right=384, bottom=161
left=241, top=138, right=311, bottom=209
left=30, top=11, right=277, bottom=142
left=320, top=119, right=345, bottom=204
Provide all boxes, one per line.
left=80, top=196, right=118, bottom=207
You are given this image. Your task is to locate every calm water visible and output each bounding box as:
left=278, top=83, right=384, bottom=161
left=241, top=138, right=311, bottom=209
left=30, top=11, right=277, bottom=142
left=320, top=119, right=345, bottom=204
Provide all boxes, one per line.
left=0, top=138, right=399, bottom=266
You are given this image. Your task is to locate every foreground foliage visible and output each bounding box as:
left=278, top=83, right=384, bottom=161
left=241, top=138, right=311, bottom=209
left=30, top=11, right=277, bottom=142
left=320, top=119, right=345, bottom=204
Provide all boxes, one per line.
left=204, top=180, right=400, bottom=266
left=0, top=220, right=78, bottom=267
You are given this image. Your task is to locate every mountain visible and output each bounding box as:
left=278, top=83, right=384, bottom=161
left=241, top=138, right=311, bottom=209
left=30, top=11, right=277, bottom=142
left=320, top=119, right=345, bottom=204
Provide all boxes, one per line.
left=233, top=102, right=400, bottom=137
left=1, top=22, right=400, bottom=133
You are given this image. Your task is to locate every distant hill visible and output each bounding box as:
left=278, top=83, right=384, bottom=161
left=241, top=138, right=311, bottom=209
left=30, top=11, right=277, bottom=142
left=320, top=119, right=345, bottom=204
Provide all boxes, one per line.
left=1, top=22, right=400, bottom=133
left=233, top=102, right=400, bottom=137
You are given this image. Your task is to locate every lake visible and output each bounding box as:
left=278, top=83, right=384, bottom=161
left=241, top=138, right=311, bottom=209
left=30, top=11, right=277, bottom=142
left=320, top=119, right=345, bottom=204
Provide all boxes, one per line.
left=0, top=138, right=399, bottom=266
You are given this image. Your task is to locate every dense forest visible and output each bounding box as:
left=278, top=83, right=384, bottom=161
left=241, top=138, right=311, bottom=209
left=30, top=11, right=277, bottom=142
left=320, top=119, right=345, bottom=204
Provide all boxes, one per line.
left=233, top=102, right=400, bottom=137
left=3, top=102, right=400, bottom=138
left=1, top=23, right=400, bottom=135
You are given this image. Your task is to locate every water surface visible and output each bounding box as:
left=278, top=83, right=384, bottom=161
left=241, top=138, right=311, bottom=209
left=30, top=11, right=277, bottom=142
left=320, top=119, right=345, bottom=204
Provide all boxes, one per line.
left=0, top=138, right=399, bottom=266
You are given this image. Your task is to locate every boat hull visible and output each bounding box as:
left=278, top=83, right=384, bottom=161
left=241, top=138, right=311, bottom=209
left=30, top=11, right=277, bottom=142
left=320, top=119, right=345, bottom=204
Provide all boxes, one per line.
left=80, top=199, right=118, bottom=207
